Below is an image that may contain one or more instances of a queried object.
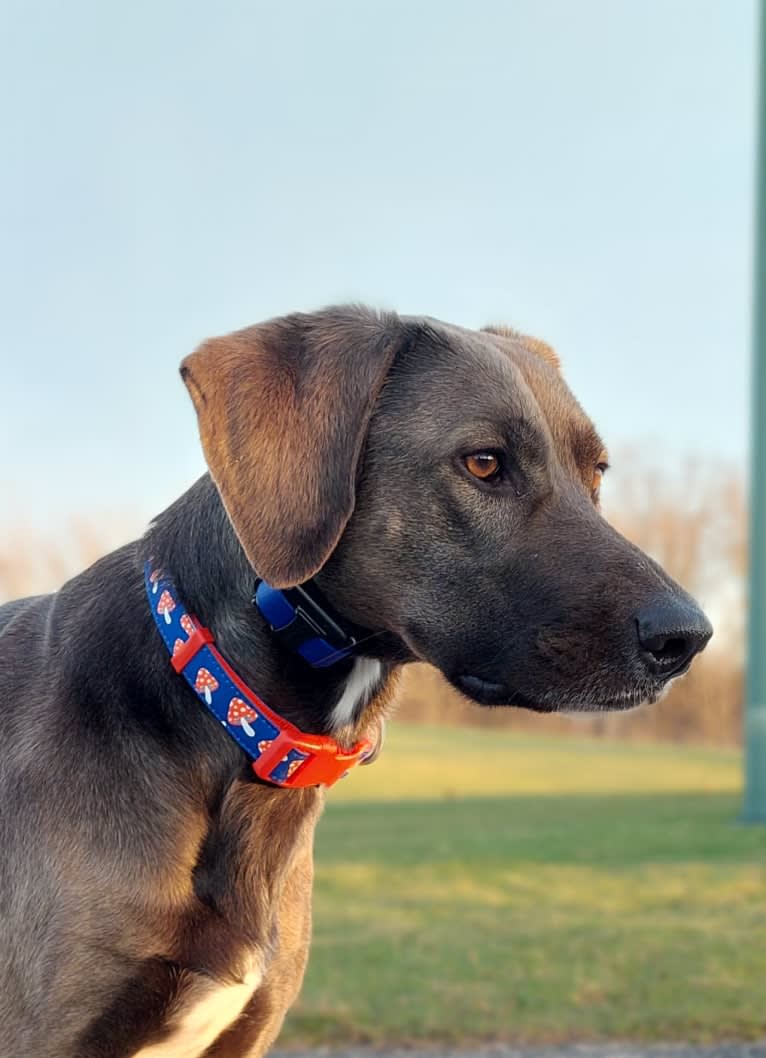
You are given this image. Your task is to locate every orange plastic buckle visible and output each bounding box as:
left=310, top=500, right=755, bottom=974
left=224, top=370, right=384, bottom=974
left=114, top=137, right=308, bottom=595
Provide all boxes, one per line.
left=170, top=623, right=215, bottom=672
left=252, top=732, right=373, bottom=789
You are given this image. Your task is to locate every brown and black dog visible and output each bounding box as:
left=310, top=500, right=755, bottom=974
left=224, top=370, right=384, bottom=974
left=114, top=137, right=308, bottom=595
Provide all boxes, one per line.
left=0, top=306, right=711, bottom=1057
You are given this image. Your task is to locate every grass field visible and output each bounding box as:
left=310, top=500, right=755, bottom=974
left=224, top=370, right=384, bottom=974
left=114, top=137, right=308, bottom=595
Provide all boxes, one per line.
left=280, top=724, right=765, bottom=1047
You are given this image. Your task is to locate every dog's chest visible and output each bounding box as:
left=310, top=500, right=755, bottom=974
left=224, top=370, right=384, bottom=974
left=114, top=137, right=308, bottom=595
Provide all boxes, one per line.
left=130, top=959, right=263, bottom=1058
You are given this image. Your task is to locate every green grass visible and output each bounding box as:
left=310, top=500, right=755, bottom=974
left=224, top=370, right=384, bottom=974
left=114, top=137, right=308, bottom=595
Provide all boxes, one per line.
left=279, top=724, right=766, bottom=1047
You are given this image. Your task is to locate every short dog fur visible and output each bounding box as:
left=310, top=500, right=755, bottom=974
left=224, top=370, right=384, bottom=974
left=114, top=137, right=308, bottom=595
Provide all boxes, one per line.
left=0, top=306, right=712, bottom=1056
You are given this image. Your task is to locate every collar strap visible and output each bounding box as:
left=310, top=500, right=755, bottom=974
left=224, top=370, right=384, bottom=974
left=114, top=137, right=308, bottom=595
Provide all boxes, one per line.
left=145, top=563, right=372, bottom=788
left=253, top=579, right=357, bottom=668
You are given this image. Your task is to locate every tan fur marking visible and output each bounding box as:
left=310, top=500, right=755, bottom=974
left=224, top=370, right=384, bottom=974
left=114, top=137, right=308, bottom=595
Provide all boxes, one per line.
left=521, top=334, right=561, bottom=369
left=482, top=324, right=561, bottom=369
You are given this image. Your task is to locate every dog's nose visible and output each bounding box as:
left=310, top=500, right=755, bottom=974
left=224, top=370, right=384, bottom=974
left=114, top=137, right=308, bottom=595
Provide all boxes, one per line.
left=635, top=598, right=713, bottom=678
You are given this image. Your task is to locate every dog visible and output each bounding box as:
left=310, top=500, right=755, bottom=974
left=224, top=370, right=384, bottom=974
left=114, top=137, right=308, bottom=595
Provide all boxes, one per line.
left=0, top=305, right=712, bottom=1057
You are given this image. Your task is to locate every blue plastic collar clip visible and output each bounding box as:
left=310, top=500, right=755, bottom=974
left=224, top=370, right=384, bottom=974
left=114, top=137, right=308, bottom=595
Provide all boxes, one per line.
left=253, top=580, right=357, bottom=669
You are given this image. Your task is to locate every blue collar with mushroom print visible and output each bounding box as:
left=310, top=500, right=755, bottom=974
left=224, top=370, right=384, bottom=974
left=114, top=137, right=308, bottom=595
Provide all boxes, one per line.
left=145, top=562, right=373, bottom=788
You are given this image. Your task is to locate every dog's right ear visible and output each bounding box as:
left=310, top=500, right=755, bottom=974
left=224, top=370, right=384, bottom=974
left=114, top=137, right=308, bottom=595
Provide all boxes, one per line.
left=180, top=306, right=408, bottom=588
left=482, top=324, right=561, bottom=370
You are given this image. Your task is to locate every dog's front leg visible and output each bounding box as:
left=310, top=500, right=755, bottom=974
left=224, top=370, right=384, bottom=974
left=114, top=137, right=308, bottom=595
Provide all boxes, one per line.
left=204, top=840, right=315, bottom=1058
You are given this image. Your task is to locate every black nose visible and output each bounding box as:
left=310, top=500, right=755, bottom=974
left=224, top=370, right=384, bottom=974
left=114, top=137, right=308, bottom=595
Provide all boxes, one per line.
left=635, top=598, right=713, bottom=678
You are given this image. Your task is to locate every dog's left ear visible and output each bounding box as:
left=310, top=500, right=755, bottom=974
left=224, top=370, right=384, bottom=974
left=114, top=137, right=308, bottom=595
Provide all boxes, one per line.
left=180, top=306, right=407, bottom=587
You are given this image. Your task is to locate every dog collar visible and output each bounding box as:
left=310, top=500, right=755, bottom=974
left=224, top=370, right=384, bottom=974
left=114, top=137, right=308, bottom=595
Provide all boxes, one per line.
left=145, top=563, right=372, bottom=788
left=252, top=579, right=358, bottom=668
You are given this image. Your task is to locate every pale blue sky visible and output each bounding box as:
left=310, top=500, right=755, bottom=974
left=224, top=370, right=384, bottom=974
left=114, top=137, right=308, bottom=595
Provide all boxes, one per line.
left=0, top=0, right=757, bottom=534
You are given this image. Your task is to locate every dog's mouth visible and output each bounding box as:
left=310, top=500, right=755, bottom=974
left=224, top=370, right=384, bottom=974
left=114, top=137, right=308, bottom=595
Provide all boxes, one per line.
left=404, top=627, right=668, bottom=714
left=451, top=673, right=544, bottom=709
left=450, top=672, right=665, bottom=713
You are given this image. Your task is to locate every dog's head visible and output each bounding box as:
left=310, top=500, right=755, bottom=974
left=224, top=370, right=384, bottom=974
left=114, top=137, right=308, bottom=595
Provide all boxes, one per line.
left=181, top=305, right=712, bottom=713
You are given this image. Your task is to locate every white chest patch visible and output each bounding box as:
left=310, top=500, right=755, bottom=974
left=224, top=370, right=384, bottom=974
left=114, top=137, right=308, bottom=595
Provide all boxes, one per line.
left=330, top=657, right=382, bottom=731
left=130, top=964, right=262, bottom=1058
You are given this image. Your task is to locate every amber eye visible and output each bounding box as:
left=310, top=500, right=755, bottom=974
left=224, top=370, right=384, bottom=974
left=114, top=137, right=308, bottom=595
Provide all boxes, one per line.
left=592, top=460, right=609, bottom=496
left=464, top=452, right=502, bottom=481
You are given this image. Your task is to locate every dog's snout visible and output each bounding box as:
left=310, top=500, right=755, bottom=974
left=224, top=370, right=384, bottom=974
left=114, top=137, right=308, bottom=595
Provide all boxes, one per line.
left=635, top=598, right=713, bottom=678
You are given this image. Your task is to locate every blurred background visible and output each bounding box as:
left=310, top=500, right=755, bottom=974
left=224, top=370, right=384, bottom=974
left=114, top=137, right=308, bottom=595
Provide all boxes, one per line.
left=1, top=0, right=763, bottom=1048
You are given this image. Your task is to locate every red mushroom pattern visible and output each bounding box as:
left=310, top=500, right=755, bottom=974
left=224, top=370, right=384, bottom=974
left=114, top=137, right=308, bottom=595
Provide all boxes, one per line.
left=157, top=591, right=175, bottom=625
left=172, top=639, right=184, bottom=660
left=194, top=668, right=219, bottom=705
left=227, top=697, right=258, bottom=737
left=257, top=739, right=273, bottom=754
left=149, top=569, right=162, bottom=594
left=180, top=614, right=195, bottom=638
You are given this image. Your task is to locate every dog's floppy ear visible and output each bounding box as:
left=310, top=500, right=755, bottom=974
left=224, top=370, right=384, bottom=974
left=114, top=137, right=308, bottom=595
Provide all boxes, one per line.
left=482, top=324, right=561, bottom=370
left=181, top=305, right=406, bottom=587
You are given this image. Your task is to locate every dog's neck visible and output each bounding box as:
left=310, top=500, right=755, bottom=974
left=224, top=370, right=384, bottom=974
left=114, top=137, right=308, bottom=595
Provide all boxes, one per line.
left=145, top=476, right=398, bottom=746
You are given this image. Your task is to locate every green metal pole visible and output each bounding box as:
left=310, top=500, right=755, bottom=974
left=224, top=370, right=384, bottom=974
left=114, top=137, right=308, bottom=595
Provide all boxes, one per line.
left=744, top=0, right=766, bottom=822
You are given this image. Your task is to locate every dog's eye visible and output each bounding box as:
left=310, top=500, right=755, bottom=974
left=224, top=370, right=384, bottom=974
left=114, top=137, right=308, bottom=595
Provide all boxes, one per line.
left=464, top=452, right=502, bottom=482
left=592, top=461, right=609, bottom=497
